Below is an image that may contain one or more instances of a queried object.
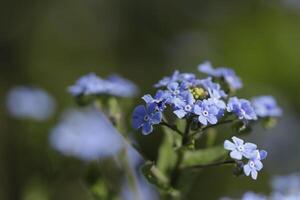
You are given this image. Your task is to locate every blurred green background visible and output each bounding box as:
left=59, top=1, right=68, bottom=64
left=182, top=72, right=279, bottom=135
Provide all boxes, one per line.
left=1, top=0, right=300, bottom=199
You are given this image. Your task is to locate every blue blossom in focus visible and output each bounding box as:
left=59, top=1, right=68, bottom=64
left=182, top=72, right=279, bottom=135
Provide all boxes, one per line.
left=243, top=150, right=266, bottom=180
left=252, top=96, right=282, bottom=118
left=227, top=97, right=257, bottom=121
left=68, top=73, right=138, bottom=97
left=165, top=82, right=187, bottom=108
left=142, top=90, right=168, bottom=111
left=154, top=70, right=196, bottom=88
left=224, top=136, right=258, bottom=160
left=197, top=77, right=227, bottom=99
left=198, top=61, right=243, bottom=90
left=132, top=103, right=162, bottom=135
left=6, top=86, right=56, bottom=121
left=173, top=92, right=195, bottom=118
left=50, top=107, right=124, bottom=161
left=194, top=99, right=219, bottom=125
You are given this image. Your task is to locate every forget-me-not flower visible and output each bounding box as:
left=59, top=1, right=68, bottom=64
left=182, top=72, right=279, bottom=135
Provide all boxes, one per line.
left=6, top=86, right=56, bottom=121
left=142, top=90, right=168, bottom=111
left=173, top=92, right=195, bottom=118
left=50, top=107, right=124, bottom=161
left=194, top=99, right=219, bottom=125
left=224, top=136, right=258, bottom=160
left=198, top=61, right=242, bottom=90
left=227, top=97, right=257, bottom=121
left=197, top=77, right=227, bottom=99
left=105, top=75, right=139, bottom=97
left=251, top=96, right=282, bottom=118
left=154, top=70, right=196, bottom=88
left=132, top=103, right=162, bottom=135
left=243, top=150, right=266, bottom=180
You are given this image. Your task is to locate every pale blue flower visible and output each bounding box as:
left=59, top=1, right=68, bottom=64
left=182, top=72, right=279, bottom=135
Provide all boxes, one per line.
left=6, top=86, right=56, bottom=121
left=198, top=61, right=242, bottom=90
left=142, top=90, right=168, bottom=111
left=173, top=92, right=195, bottom=118
left=132, top=103, right=162, bottom=135
left=154, top=70, right=196, bottom=88
left=243, top=150, right=266, bottom=180
left=50, top=107, right=124, bottom=161
left=241, top=192, right=267, bottom=200
left=68, top=73, right=108, bottom=96
left=224, top=136, right=257, bottom=160
left=165, top=82, right=186, bottom=108
left=69, top=73, right=138, bottom=97
left=227, top=97, right=257, bottom=121
left=193, top=99, right=219, bottom=125
left=252, top=96, right=282, bottom=118
left=197, top=77, right=227, bottom=99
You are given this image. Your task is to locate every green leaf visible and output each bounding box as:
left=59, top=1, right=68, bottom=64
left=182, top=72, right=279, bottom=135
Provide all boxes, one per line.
left=181, top=146, right=227, bottom=167
left=157, top=132, right=177, bottom=174
left=141, top=162, right=170, bottom=191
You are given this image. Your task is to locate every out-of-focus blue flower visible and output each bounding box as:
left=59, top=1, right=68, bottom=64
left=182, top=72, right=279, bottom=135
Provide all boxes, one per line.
left=272, top=173, right=300, bottom=195
left=227, top=97, right=257, bottom=121
left=194, top=99, right=219, bottom=125
left=198, top=61, right=242, bottom=90
left=173, top=92, right=195, bottom=118
left=105, top=75, right=139, bottom=97
left=68, top=73, right=108, bottom=96
left=224, top=136, right=258, bottom=160
left=243, top=150, right=266, bottom=180
left=142, top=90, right=168, bottom=111
left=6, top=86, right=56, bottom=121
left=241, top=192, right=267, bottom=200
left=154, top=70, right=196, bottom=88
left=132, top=103, right=162, bottom=135
left=50, top=107, right=124, bottom=161
left=68, top=73, right=138, bottom=97
left=252, top=96, right=282, bottom=118
left=197, top=77, right=227, bottom=99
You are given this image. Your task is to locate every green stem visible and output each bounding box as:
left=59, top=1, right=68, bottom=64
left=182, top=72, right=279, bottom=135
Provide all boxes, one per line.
left=182, top=160, right=235, bottom=170
left=160, top=120, right=184, bottom=136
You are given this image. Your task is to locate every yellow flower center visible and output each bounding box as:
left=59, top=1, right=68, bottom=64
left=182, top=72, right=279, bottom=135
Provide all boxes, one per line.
left=189, top=87, right=207, bottom=100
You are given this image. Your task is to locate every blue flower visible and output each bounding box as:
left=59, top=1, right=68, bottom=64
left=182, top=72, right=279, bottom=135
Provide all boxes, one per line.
left=198, top=61, right=242, bottom=90
left=68, top=73, right=108, bottom=96
left=154, top=70, right=196, bottom=88
left=173, top=92, right=195, bottom=118
left=50, top=107, right=124, bottom=161
left=142, top=90, right=168, bottom=111
left=193, top=99, right=219, bottom=125
left=6, top=86, right=56, bottom=121
left=251, top=96, right=282, bottom=118
left=69, top=73, right=138, bottom=98
left=197, top=77, right=227, bottom=99
left=243, top=150, right=267, bottom=180
left=227, top=97, right=257, bottom=121
left=106, top=75, right=139, bottom=97
left=164, top=82, right=186, bottom=108
left=224, top=136, right=258, bottom=160
left=132, top=103, right=162, bottom=135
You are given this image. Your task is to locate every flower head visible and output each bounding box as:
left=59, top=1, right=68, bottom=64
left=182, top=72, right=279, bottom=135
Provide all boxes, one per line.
left=50, top=107, right=124, bottom=161
left=227, top=97, right=257, bottom=121
left=173, top=92, right=195, bottom=118
left=252, top=96, right=282, bottom=118
left=198, top=61, right=242, bottom=90
left=243, top=150, right=266, bottom=180
left=193, top=99, right=219, bottom=125
left=68, top=73, right=138, bottom=97
left=132, top=103, right=162, bottom=135
left=6, top=86, right=56, bottom=121
left=224, top=136, right=258, bottom=160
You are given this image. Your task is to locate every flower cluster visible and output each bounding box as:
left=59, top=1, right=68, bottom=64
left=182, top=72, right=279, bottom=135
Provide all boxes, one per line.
left=132, top=62, right=259, bottom=135
left=69, top=73, right=139, bottom=98
left=224, top=136, right=267, bottom=180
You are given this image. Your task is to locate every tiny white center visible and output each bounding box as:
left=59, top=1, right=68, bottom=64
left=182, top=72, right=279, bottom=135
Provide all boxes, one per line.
left=249, top=161, right=255, bottom=168
left=144, top=115, right=150, bottom=121
left=185, top=105, right=192, bottom=111
left=174, top=90, right=180, bottom=95
left=202, top=110, right=209, bottom=116
left=237, top=145, right=244, bottom=152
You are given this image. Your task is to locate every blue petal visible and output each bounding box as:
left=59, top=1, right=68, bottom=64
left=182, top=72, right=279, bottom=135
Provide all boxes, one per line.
left=151, top=112, right=162, bottom=124
left=198, top=115, right=208, bottom=125
left=142, top=123, right=153, bottom=135
left=251, top=170, right=258, bottom=180
left=224, top=140, right=236, bottom=151
left=259, top=150, right=268, bottom=160
left=174, top=109, right=187, bottom=119
left=243, top=164, right=251, bottom=176
left=230, top=150, right=243, bottom=160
